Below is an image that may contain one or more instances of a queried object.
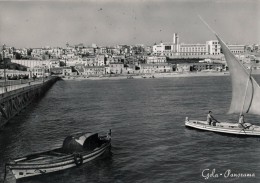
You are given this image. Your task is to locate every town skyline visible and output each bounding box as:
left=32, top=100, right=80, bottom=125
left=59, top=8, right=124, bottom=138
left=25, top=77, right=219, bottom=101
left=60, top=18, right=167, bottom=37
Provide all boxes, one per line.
left=0, top=0, right=259, bottom=48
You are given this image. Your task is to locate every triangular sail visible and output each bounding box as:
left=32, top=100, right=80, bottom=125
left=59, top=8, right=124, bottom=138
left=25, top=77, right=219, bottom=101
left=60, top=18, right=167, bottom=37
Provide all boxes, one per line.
left=216, top=35, right=260, bottom=115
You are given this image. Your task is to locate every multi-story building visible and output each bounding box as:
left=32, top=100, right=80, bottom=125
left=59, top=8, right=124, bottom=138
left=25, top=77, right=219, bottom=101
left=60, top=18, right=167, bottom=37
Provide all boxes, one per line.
left=50, top=59, right=60, bottom=68
left=11, top=60, right=50, bottom=68
left=83, top=56, right=96, bottom=66
left=96, top=55, right=105, bottom=66
left=146, top=56, right=167, bottom=64
left=179, top=44, right=207, bottom=56
left=206, top=40, right=221, bottom=55
left=153, top=34, right=245, bottom=57
left=228, top=45, right=245, bottom=54
left=62, top=67, right=73, bottom=76
left=109, top=63, right=124, bottom=74
left=139, top=63, right=172, bottom=73
left=83, top=66, right=106, bottom=76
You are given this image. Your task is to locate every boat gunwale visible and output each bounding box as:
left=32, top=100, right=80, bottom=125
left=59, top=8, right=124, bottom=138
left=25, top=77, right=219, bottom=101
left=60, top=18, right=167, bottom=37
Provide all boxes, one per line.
left=8, top=140, right=111, bottom=168
left=8, top=143, right=110, bottom=170
left=185, top=120, right=260, bottom=136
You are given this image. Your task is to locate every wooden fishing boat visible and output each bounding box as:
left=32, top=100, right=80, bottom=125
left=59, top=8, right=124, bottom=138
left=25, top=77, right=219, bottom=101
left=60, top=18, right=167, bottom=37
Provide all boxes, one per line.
left=185, top=118, right=260, bottom=136
left=185, top=18, right=260, bottom=137
left=4, top=130, right=111, bottom=180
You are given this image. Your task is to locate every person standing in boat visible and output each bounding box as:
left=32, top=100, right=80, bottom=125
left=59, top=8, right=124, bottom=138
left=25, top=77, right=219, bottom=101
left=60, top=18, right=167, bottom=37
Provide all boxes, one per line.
left=207, top=111, right=217, bottom=125
left=238, top=114, right=245, bottom=128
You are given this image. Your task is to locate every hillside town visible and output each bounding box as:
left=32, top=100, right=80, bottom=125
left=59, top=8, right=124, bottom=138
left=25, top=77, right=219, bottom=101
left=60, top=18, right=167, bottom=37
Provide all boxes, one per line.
left=1, top=33, right=260, bottom=79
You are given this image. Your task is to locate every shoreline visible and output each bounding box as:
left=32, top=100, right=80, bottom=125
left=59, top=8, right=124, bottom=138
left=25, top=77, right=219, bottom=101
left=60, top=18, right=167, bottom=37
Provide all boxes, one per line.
left=62, top=72, right=230, bottom=81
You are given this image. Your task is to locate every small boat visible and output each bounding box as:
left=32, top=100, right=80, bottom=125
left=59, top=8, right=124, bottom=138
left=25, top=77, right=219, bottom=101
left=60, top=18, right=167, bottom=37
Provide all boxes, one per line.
left=186, top=19, right=260, bottom=137
left=127, top=76, right=134, bottom=79
left=4, top=130, right=111, bottom=180
left=185, top=118, right=260, bottom=136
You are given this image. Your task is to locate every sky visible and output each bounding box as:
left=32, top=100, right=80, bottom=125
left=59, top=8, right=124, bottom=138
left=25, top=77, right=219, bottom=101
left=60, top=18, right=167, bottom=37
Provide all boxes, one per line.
left=0, top=0, right=259, bottom=48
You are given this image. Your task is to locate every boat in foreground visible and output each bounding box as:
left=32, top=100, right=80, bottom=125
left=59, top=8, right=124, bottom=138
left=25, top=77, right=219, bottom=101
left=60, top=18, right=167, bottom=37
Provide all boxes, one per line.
left=5, top=130, right=111, bottom=180
left=185, top=118, right=260, bottom=136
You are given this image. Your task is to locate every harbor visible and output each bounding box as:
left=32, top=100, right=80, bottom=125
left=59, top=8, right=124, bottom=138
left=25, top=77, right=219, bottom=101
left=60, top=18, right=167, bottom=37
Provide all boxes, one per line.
left=1, top=0, right=260, bottom=182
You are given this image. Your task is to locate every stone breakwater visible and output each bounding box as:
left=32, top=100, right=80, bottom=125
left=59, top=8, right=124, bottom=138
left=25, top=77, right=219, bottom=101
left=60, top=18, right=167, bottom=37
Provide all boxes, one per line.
left=0, top=77, right=59, bottom=128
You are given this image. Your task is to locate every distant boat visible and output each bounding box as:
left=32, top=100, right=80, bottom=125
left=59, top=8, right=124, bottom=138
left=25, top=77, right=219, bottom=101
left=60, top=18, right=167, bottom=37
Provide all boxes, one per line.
left=185, top=24, right=260, bottom=137
left=4, top=130, right=111, bottom=180
left=127, top=76, right=134, bottom=79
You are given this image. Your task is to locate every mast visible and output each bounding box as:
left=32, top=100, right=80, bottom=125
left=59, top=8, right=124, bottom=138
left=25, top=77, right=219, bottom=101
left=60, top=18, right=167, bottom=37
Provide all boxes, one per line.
left=240, top=66, right=253, bottom=115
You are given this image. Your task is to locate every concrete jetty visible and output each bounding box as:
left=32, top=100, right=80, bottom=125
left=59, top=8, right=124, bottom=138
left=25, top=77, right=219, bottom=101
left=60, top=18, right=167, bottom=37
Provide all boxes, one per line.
left=0, top=77, right=59, bottom=128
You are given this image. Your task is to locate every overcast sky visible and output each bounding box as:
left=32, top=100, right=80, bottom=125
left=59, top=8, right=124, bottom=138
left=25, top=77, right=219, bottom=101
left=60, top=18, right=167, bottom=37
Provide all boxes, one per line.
left=0, top=0, right=259, bottom=48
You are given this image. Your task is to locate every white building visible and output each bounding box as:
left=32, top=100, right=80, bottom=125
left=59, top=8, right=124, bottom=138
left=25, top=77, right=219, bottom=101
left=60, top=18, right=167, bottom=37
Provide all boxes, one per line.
left=139, top=63, right=172, bottom=73
left=179, top=43, right=207, bottom=56
left=11, top=59, right=50, bottom=69
left=206, top=40, right=221, bottom=55
left=146, top=56, right=167, bottom=64
left=96, top=55, right=105, bottom=66
left=152, top=42, right=179, bottom=56
left=228, top=44, right=245, bottom=54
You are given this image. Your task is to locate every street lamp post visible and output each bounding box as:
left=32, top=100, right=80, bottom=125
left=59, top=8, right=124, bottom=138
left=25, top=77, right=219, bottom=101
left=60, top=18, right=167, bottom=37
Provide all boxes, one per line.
left=2, top=44, right=7, bottom=92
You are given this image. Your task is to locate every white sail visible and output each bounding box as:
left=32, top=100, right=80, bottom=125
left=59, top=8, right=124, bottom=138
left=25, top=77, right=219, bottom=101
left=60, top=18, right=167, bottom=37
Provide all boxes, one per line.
left=216, top=35, right=260, bottom=115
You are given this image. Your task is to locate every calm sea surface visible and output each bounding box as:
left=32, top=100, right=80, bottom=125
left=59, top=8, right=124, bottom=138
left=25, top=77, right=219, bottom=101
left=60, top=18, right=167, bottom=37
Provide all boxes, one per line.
left=1, top=76, right=260, bottom=183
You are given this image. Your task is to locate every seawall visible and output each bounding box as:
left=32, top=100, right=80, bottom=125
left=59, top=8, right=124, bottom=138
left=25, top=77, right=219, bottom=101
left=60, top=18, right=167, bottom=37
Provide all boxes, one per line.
left=0, top=77, right=59, bottom=128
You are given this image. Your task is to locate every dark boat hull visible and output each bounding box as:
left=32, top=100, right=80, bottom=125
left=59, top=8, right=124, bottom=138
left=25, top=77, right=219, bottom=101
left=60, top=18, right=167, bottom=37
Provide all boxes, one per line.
left=8, top=138, right=111, bottom=179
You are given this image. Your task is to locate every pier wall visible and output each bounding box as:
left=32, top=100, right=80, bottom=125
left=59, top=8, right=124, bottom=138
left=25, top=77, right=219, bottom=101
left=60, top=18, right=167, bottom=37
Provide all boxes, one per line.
left=0, top=77, right=59, bottom=128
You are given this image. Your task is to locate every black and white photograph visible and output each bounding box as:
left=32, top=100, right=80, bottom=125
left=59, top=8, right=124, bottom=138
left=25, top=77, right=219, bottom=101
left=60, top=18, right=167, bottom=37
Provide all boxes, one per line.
left=0, top=0, right=260, bottom=182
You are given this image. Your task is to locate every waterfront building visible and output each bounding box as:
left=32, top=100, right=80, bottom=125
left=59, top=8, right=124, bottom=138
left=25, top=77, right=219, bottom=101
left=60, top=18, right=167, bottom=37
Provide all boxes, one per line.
left=83, top=66, right=106, bottom=76
left=176, top=63, right=225, bottom=72
left=50, top=67, right=63, bottom=75
left=192, top=63, right=225, bottom=71
left=176, top=63, right=193, bottom=72
left=109, top=63, right=124, bottom=74
left=139, top=63, right=172, bottom=73
left=27, top=66, right=48, bottom=78
left=0, top=69, right=30, bottom=78
left=62, top=67, right=73, bottom=76
left=74, top=64, right=84, bottom=75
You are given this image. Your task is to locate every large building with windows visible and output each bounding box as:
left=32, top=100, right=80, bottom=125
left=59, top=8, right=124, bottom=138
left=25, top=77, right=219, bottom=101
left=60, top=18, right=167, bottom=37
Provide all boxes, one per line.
left=179, top=43, right=207, bottom=56
left=152, top=33, right=245, bottom=57
left=206, top=40, right=221, bottom=55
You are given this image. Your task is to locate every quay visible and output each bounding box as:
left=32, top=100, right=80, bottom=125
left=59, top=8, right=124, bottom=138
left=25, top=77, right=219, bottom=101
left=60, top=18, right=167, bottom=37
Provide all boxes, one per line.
left=0, top=77, right=59, bottom=128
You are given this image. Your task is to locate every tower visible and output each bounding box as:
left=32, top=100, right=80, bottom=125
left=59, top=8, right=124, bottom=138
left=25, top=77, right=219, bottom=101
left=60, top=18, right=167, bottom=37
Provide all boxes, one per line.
left=173, top=33, right=179, bottom=45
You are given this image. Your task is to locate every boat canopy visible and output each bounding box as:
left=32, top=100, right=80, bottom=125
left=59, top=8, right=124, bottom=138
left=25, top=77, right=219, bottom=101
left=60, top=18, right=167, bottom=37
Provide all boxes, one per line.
left=62, top=132, right=100, bottom=153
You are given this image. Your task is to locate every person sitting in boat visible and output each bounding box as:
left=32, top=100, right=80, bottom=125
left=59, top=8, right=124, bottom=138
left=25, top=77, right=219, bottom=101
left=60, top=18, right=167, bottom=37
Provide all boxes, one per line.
left=207, top=111, right=218, bottom=125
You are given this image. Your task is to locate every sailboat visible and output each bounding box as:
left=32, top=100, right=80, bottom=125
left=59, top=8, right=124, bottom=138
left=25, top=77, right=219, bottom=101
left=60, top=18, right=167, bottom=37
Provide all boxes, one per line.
left=185, top=23, right=260, bottom=136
